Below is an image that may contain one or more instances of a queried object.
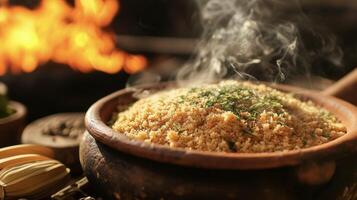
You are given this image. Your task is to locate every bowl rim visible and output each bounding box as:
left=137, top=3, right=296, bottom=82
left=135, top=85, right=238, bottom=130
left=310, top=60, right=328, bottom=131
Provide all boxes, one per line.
left=0, top=101, right=27, bottom=125
left=85, top=81, right=357, bottom=169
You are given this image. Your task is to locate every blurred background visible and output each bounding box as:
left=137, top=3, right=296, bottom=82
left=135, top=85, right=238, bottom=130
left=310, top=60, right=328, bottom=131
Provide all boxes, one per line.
left=0, top=0, right=356, bottom=121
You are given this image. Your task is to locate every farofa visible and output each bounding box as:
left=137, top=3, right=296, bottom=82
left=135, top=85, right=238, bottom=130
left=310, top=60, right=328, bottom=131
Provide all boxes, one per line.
left=112, top=81, right=346, bottom=153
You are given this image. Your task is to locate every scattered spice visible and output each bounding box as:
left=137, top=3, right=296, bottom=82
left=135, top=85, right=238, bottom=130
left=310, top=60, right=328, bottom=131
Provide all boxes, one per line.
left=42, top=117, right=85, bottom=139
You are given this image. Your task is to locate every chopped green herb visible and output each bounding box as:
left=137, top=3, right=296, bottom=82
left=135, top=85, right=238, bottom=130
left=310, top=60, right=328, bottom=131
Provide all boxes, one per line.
left=302, top=139, right=307, bottom=146
left=322, top=132, right=330, bottom=138
left=182, top=83, right=285, bottom=121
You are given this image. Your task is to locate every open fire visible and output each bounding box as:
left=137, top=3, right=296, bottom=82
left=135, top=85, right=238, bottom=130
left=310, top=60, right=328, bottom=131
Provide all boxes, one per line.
left=0, top=0, right=147, bottom=75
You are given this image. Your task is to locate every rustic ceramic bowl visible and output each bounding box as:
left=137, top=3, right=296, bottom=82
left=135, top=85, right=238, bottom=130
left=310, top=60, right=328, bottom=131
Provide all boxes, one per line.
left=0, top=101, right=27, bottom=147
left=81, top=82, right=357, bottom=199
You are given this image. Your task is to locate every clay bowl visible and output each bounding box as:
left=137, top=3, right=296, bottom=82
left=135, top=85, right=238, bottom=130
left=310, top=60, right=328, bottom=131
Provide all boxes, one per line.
left=0, top=101, right=27, bottom=147
left=81, top=81, right=357, bottom=200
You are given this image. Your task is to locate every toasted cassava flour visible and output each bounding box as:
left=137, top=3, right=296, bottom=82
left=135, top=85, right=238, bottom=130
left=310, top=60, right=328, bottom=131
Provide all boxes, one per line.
left=112, top=81, right=346, bottom=153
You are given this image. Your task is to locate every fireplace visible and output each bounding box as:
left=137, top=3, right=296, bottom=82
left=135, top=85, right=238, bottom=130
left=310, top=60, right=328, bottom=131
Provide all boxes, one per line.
left=0, top=0, right=356, bottom=121
left=0, top=0, right=199, bottom=120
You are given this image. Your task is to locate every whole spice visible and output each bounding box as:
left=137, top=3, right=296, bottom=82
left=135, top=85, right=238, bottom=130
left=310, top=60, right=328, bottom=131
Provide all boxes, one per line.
left=21, top=113, right=85, bottom=174
left=41, top=117, right=85, bottom=139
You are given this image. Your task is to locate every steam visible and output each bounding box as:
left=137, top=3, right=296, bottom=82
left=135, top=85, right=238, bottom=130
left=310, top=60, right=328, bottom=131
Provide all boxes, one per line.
left=177, top=0, right=343, bottom=85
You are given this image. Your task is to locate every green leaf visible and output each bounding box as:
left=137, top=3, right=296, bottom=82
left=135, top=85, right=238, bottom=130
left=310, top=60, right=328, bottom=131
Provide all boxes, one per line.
left=0, top=94, right=13, bottom=118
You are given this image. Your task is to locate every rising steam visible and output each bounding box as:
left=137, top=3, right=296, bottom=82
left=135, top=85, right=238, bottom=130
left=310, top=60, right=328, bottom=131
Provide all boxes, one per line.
left=177, top=0, right=343, bottom=85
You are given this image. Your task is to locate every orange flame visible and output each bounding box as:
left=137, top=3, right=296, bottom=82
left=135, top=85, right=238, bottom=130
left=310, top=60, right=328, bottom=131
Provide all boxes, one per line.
left=0, top=0, right=147, bottom=75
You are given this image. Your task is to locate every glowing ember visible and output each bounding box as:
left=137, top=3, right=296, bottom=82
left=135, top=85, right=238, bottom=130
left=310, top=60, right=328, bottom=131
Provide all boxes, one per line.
left=0, top=0, right=147, bottom=75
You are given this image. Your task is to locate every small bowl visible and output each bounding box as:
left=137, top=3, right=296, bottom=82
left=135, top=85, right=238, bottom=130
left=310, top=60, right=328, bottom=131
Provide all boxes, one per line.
left=0, top=101, right=27, bottom=147
left=81, top=82, right=357, bottom=199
